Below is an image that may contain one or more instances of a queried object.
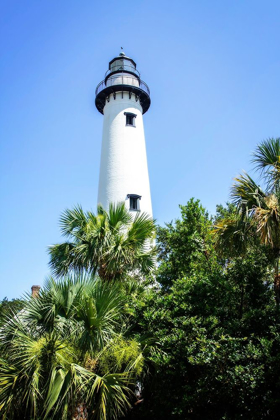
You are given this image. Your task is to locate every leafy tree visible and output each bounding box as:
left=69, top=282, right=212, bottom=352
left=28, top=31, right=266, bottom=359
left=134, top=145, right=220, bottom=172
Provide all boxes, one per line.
left=156, top=199, right=217, bottom=289
left=214, top=138, right=280, bottom=303
left=0, top=297, right=24, bottom=327
left=49, top=203, right=156, bottom=282
left=124, top=200, right=280, bottom=420
left=0, top=275, right=147, bottom=420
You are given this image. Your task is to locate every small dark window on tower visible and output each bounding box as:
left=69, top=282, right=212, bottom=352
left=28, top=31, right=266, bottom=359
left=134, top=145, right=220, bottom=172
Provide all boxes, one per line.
left=127, top=194, right=141, bottom=211
left=127, top=114, right=134, bottom=125
left=124, top=112, right=137, bottom=127
left=130, top=197, right=138, bottom=210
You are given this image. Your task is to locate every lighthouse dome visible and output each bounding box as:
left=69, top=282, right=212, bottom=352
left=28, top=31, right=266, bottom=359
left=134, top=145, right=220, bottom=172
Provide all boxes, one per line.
left=107, top=52, right=139, bottom=79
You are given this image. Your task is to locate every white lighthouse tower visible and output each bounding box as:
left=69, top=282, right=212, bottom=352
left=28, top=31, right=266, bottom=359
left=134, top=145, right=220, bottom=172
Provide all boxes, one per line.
left=95, top=51, right=153, bottom=217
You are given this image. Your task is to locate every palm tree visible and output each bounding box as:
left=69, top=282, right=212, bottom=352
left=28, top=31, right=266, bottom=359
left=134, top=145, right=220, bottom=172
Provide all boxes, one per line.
left=0, top=275, right=145, bottom=419
left=214, top=138, right=280, bottom=304
left=48, top=203, right=156, bottom=282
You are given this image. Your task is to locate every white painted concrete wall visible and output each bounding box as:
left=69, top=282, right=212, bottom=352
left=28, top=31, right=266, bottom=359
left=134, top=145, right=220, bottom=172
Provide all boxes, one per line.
left=97, top=91, right=153, bottom=218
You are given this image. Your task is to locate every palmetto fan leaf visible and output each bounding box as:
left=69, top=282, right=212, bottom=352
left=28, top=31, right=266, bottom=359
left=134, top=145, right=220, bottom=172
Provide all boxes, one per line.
left=77, top=281, right=125, bottom=353
left=83, top=371, right=133, bottom=420
left=230, top=173, right=280, bottom=249
left=21, top=275, right=88, bottom=333
left=49, top=242, right=83, bottom=277
left=0, top=275, right=140, bottom=419
left=0, top=321, right=73, bottom=419
left=0, top=359, right=41, bottom=419
left=60, top=205, right=88, bottom=238
left=231, top=172, right=266, bottom=211
left=213, top=211, right=255, bottom=256
left=107, top=202, right=132, bottom=229
left=252, top=138, right=280, bottom=190
left=214, top=138, right=280, bottom=303
left=49, top=203, right=156, bottom=281
left=126, top=211, right=155, bottom=245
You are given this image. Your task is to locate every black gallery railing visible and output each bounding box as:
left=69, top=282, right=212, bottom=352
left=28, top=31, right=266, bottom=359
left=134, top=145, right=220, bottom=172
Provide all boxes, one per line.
left=95, top=74, right=150, bottom=97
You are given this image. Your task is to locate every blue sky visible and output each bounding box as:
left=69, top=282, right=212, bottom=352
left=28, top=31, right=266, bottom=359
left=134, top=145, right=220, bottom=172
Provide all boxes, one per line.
left=1, top=0, right=279, bottom=299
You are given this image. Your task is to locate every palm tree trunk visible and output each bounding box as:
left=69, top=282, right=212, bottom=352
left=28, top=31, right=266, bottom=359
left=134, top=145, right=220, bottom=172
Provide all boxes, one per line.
left=98, top=264, right=115, bottom=282
left=72, top=403, right=88, bottom=419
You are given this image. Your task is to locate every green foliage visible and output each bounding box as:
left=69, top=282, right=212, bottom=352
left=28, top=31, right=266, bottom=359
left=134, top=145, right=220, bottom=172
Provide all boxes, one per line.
left=124, top=199, right=280, bottom=420
left=213, top=203, right=259, bottom=257
left=252, top=137, right=280, bottom=189
left=214, top=138, right=280, bottom=304
left=49, top=203, right=156, bottom=282
left=0, top=297, right=24, bottom=327
left=5, top=142, right=280, bottom=420
left=0, top=276, right=146, bottom=420
left=98, top=336, right=144, bottom=377
left=157, top=199, right=217, bottom=289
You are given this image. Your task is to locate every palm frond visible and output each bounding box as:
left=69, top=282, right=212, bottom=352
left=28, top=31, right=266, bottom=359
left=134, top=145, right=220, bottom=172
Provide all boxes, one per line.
left=83, top=371, right=133, bottom=420
left=231, top=172, right=266, bottom=211
left=60, top=205, right=88, bottom=238
left=48, top=242, right=78, bottom=277
left=254, top=194, right=280, bottom=248
left=213, top=211, right=256, bottom=256
left=126, top=212, right=155, bottom=247
left=77, top=280, right=125, bottom=352
left=48, top=202, right=156, bottom=281
left=0, top=274, right=144, bottom=419
left=252, top=138, right=280, bottom=189
left=108, top=202, right=132, bottom=229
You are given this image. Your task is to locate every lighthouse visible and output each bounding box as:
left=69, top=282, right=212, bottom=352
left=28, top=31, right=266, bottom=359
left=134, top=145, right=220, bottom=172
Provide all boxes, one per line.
left=95, top=51, right=153, bottom=217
